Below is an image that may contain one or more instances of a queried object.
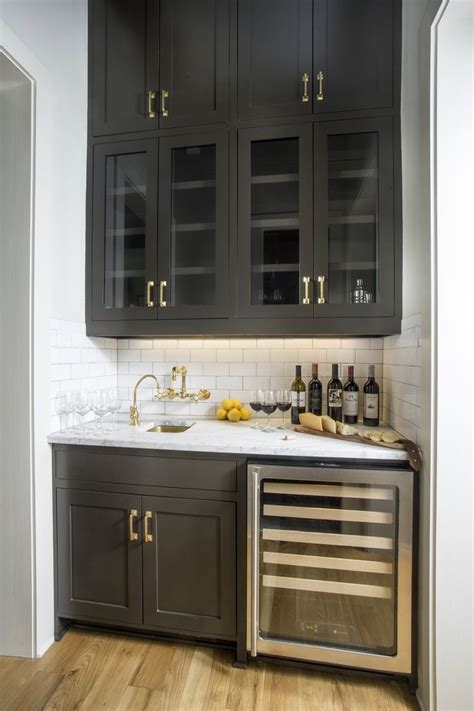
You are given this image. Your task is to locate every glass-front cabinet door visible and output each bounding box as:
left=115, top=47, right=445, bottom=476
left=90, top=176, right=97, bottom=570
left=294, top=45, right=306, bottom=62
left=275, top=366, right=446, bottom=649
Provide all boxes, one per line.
left=238, top=125, right=313, bottom=318
left=158, top=132, right=228, bottom=318
left=314, top=117, right=396, bottom=318
left=91, top=139, right=158, bottom=321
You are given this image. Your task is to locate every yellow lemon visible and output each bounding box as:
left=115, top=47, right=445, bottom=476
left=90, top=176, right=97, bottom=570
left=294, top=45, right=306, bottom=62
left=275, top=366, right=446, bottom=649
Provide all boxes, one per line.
left=239, top=407, right=251, bottom=421
left=227, top=408, right=241, bottom=422
left=221, top=398, right=234, bottom=411
left=232, top=399, right=242, bottom=409
left=217, top=408, right=228, bottom=420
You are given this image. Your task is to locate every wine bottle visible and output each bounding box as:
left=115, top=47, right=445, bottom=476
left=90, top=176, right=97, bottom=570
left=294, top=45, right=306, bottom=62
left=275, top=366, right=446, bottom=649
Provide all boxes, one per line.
left=343, top=365, right=359, bottom=424
left=363, top=365, right=380, bottom=426
left=308, top=363, right=322, bottom=416
left=290, top=365, right=306, bottom=425
left=327, top=364, right=343, bottom=421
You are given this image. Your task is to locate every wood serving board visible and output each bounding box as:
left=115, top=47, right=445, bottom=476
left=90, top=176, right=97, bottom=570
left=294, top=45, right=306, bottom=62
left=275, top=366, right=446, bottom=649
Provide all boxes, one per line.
left=294, top=426, right=422, bottom=472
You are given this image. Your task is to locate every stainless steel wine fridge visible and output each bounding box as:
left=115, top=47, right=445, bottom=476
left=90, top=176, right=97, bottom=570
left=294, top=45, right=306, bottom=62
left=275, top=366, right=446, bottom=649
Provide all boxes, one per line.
left=247, top=463, right=415, bottom=674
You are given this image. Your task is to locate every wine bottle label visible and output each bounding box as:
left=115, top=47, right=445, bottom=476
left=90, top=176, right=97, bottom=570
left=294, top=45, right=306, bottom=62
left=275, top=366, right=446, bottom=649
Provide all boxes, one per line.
left=291, top=392, right=306, bottom=408
left=343, top=391, right=359, bottom=417
left=309, top=393, right=322, bottom=410
left=364, top=394, right=379, bottom=419
left=328, top=388, right=342, bottom=407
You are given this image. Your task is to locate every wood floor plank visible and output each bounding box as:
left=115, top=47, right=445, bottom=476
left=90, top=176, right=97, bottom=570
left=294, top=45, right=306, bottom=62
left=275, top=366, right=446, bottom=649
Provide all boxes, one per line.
left=0, top=629, right=418, bottom=711
left=2, top=670, right=63, bottom=711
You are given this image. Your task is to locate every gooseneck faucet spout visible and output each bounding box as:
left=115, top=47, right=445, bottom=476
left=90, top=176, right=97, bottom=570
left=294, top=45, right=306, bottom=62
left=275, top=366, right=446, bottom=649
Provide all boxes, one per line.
left=129, top=374, right=161, bottom=426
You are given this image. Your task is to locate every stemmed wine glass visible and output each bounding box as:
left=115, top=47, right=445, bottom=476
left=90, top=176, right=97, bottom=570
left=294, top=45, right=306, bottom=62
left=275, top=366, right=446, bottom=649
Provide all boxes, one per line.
left=249, top=389, right=264, bottom=429
left=107, top=388, right=121, bottom=430
left=74, top=391, right=91, bottom=435
left=261, top=390, right=277, bottom=432
left=55, top=394, right=67, bottom=431
left=91, top=389, right=110, bottom=435
left=277, top=389, right=291, bottom=429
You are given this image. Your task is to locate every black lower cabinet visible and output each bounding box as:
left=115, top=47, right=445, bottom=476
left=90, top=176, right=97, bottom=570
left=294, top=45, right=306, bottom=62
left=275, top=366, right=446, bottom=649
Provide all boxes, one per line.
left=55, top=484, right=237, bottom=640
left=142, top=496, right=236, bottom=636
left=56, top=489, right=143, bottom=625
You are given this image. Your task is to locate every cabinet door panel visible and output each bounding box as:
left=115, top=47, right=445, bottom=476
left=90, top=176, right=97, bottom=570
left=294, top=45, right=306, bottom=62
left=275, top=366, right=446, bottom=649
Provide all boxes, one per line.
left=158, top=132, right=228, bottom=318
left=314, top=0, right=394, bottom=113
left=56, top=489, right=142, bottom=624
left=91, top=0, right=159, bottom=135
left=91, top=139, right=158, bottom=321
left=159, top=0, right=229, bottom=127
left=238, top=0, right=313, bottom=119
left=314, top=118, right=395, bottom=318
left=143, top=497, right=236, bottom=637
left=237, top=125, right=313, bottom=318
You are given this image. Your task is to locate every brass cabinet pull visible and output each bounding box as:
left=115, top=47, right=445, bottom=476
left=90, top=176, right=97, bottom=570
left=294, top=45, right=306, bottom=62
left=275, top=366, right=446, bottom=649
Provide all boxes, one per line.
left=129, top=509, right=138, bottom=542
left=302, top=72, right=310, bottom=103
left=302, top=276, right=311, bottom=304
left=147, top=90, right=157, bottom=119
left=144, top=511, right=153, bottom=543
left=159, top=280, right=167, bottom=307
left=146, top=280, right=155, bottom=307
left=160, top=89, right=169, bottom=117
left=317, top=275, right=326, bottom=304
left=316, top=71, right=324, bottom=101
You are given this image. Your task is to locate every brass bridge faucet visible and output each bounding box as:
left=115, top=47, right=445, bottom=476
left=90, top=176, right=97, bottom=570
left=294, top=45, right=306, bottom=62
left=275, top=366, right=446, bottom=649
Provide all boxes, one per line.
left=129, top=374, right=161, bottom=426
left=156, top=365, right=211, bottom=403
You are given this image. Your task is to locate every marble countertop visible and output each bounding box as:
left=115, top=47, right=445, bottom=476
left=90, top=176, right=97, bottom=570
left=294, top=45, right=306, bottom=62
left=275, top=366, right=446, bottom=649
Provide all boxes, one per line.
left=48, top=416, right=408, bottom=462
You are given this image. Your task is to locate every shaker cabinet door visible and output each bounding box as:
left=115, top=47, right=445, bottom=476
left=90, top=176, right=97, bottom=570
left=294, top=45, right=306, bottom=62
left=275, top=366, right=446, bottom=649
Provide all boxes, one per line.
left=157, top=131, right=229, bottom=319
left=238, top=0, right=313, bottom=119
left=159, top=0, right=229, bottom=128
left=313, top=0, right=394, bottom=114
left=91, top=0, right=159, bottom=135
left=91, top=139, right=159, bottom=321
left=56, top=489, right=143, bottom=624
left=142, top=496, right=236, bottom=638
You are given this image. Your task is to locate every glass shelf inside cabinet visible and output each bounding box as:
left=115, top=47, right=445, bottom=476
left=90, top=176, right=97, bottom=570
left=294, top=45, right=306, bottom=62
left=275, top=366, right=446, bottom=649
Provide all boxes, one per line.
left=327, top=133, right=379, bottom=305
left=250, top=138, right=301, bottom=306
left=104, top=153, right=147, bottom=309
left=170, top=145, right=217, bottom=306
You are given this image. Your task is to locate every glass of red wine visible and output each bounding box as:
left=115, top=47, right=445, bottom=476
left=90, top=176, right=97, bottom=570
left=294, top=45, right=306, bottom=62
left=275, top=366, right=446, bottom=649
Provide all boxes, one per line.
left=277, top=389, right=291, bottom=429
left=261, top=390, right=277, bottom=432
left=249, top=389, right=264, bottom=429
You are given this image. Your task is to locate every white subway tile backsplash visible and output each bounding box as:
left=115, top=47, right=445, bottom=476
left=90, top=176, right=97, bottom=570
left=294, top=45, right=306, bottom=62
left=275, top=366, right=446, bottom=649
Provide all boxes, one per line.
left=217, top=349, right=242, bottom=362
left=326, top=349, right=355, bottom=364
left=230, top=362, right=257, bottom=376
left=165, top=349, right=189, bottom=363
left=284, top=338, right=312, bottom=349
left=190, top=349, right=216, bottom=362
left=243, top=349, right=270, bottom=363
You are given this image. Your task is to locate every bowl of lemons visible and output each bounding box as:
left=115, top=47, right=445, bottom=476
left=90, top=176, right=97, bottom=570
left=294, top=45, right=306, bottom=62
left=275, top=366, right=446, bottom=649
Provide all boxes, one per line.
left=217, top=399, right=252, bottom=423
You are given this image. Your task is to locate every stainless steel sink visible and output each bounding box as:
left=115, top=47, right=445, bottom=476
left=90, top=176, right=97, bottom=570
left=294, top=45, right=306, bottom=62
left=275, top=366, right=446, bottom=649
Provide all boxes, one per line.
left=146, top=423, right=194, bottom=433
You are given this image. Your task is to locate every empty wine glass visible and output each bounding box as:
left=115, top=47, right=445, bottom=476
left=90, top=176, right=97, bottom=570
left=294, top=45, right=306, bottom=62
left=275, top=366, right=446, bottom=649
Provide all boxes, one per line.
left=261, top=390, right=277, bottom=432
left=249, top=389, right=264, bottom=430
left=107, top=388, right=121, bottom=430
left=277, top=389, right=291, bottom=429
left=55, top=394, right=67, bottom=431
left=63, top=392, right=76, bottom=431
left=91, top=390, right=110, bottom=435
left=74, top=391, right=91, bottom=435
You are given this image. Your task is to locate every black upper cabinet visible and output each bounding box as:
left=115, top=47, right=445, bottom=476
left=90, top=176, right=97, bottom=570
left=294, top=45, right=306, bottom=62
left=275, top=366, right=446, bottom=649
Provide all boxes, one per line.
left=91, top=0, right=160, bottom=136
left=158, top=132, right=229, bottom=318
left=313, top=0, right=394, bottom=114
left=160, top=0, right=230, bottom=128
left=238, top=0, right=313, bottom=120
left=91, top=139, right=159, bottom=321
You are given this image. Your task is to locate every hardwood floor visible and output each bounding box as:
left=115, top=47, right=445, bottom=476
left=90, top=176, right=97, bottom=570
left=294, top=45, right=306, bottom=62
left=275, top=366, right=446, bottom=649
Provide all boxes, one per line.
left=0, top=629, right=418, bottom=710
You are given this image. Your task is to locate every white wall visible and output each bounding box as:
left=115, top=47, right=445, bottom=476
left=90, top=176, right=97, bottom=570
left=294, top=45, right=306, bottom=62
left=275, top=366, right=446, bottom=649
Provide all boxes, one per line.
left=434, top=2, right=473, bottom=709
left=0, top=51, right=34, bottom=657
left=0, top=0, right=88, bottom=655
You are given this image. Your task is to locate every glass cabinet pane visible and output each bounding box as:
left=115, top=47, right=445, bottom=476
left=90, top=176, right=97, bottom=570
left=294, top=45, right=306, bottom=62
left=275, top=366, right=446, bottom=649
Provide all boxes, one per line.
left=259, top=479, right=397, bottom=655
left=104, top=152, right=147, bottom=309
left=250, top=138, right=301, bottom=306
left=169, top=144, right=216, bottom=306
left=326, top=133, right=379, bottom=305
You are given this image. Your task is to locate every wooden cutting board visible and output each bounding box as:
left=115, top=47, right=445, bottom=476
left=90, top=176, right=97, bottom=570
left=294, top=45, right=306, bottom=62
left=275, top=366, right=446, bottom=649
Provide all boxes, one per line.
left=294, top=425, right=422, bottom=472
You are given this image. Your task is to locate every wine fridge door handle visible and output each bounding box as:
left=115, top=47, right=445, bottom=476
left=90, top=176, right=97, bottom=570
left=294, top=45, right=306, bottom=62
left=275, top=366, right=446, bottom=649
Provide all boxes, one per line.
left=251, top=469, right=259, bottom=657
